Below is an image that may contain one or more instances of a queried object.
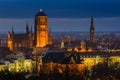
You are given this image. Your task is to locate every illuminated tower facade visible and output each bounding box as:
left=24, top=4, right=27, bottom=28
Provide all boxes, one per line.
left=90, top=17, right=95, bottom=42
left=35, top=9, right=49, bottom=47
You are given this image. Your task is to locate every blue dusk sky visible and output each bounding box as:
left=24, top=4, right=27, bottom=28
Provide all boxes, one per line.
left=0, top=0, right=120, bottom=33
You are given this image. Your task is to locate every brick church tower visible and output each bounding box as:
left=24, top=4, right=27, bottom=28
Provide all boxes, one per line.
left=35, top=9, right=51, bottom=47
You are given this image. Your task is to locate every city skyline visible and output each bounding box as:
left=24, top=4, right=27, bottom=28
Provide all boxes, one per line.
left=0, top=0, right=120, bottom=32
left=0, top=1, right=119, bottom=79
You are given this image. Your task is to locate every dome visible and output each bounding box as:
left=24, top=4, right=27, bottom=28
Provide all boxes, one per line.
left=35, top=9, right=47, bottom=16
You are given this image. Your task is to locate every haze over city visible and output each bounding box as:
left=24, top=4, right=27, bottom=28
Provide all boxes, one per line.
left=0, top=0, right=120, bottom=32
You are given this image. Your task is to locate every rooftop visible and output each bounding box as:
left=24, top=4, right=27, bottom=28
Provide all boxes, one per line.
left=35, top=9, right=47, bottom=16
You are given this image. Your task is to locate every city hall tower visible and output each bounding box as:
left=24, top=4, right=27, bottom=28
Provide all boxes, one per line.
left=90, top=17, right=95, bottom=42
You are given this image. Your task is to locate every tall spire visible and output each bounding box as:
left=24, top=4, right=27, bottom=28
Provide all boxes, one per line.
left=90, top=17, right=95, bottom=42
left=91, top=17, right=94, bottom=27
left=12, top=25, right=14, bottom=34
left=26, top=21, right=29, bottom=34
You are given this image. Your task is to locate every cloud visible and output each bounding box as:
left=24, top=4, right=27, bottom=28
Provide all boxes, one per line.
left=0, top=17, right=120, bottom=33
left=0, top=18, right=34, bottom=33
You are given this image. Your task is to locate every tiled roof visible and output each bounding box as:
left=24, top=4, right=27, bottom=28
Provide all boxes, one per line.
left=13, top=34, right=28, bottom=40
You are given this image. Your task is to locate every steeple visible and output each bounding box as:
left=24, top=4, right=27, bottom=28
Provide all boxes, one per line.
left=91, top=17, right=94, bottom=29
left=90, top=17, right=95, bottom=42
left=12, top=25, right=14, bottom=34
left=8, top=30, right=11, bottom=39
left=26, top=21, right=29, bottom=34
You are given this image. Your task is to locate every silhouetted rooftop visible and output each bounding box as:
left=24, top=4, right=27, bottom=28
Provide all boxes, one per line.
left=35, top=9, right=47, bottom=16
left=14, top=34, right=28, bottom=40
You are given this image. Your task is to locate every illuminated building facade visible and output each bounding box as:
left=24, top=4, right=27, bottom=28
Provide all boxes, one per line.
left=8, top=24, right=34, bottom=51
left=34, top=9, right=52, bottom=47
left=0, top=58, right=36, bottom=72
left=80, top=40, right=86, bottom=52
left=8, top=10, right=52, bottom=51
left=90, top=17, right=95, bottom=42
left=61, top=41, right=65, bottom=49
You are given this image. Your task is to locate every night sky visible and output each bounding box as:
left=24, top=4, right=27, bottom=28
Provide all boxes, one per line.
left=0, top=0, right=120, bottom=33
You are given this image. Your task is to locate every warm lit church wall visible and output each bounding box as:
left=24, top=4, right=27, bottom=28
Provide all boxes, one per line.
left=35, top=12, right=50, bottom=47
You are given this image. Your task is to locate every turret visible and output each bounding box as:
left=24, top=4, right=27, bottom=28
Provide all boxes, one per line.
left=8, top=31, right=11, bottom=40
left=8, top=30, right=13, bottom=51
